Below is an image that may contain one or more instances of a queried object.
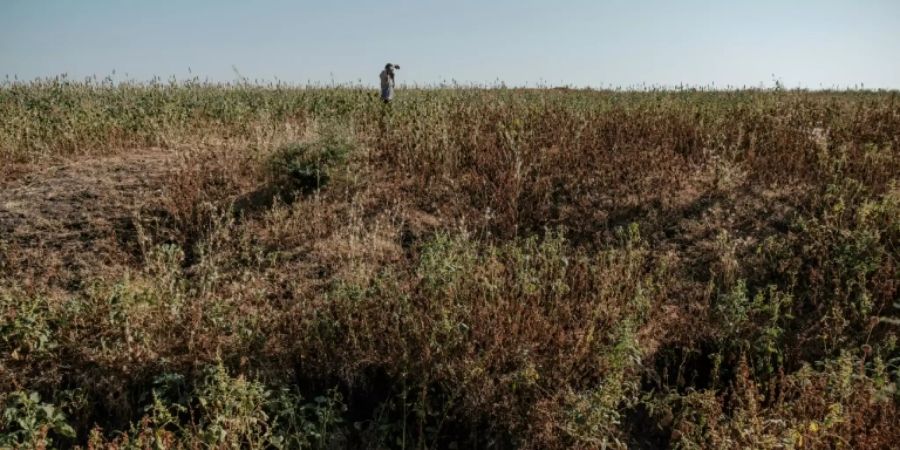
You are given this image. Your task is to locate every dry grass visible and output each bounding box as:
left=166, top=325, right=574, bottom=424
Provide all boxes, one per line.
left=1, top=79, right=898, bottom=448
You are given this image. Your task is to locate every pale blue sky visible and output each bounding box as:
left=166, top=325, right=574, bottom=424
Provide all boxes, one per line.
left=1, top=0, right=898, bottom=88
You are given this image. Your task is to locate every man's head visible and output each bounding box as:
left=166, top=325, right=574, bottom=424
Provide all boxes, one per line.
left=385, top=63, right=400, bottom=71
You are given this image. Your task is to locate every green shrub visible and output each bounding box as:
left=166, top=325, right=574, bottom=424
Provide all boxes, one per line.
left=0, top=391, right=75, bottom=448
left=0, top=291, right=58, bottom=361
left=104, top=363, right=347, bottom=449
left=267, top=123, right=355, bottom=193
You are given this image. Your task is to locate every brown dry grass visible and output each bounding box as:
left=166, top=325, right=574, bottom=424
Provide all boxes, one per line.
left=0, top=82, right=898, bottom=449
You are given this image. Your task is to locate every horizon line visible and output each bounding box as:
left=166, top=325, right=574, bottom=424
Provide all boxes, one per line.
left=3, top=73, right=897, bottom=93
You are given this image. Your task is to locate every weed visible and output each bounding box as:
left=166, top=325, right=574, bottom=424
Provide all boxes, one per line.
left=267, top=122, right=355, bottom=194
left=1, top=81, right=898, bottom=448
left=1, top=391, right=76, bottom=448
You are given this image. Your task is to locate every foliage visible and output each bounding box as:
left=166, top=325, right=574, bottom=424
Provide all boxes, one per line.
left=268, top=122, right=355, bottom=193
left=0, top=80, right=897, bottom=448
left=1, top=391, right=75, bottom=448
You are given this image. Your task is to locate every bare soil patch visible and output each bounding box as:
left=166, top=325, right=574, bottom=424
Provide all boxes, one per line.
left=0, top=149, right=173, bottom=289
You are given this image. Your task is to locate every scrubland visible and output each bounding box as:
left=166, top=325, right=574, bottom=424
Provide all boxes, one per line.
left=1, top=78, right=898, bottom=449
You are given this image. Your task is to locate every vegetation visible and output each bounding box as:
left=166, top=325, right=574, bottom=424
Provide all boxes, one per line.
left=1, top=76, right=898, bottom=448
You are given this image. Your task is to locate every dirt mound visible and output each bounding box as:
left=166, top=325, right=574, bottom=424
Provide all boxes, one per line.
left=0, top=149, right=173, bottom=289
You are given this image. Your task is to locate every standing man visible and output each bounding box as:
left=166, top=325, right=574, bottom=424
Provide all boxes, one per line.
left=380, top=63, right=399, bottom=103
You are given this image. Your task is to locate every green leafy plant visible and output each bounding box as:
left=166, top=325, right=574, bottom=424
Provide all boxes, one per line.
left=267, top=123, right=355, bottom=193
left=1, top=391, right=75, bottom=448
left=0, top=292, right=58, bottom=360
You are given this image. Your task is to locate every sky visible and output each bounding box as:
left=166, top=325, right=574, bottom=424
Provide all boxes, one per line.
left=1, top=0, right=899, bottom=89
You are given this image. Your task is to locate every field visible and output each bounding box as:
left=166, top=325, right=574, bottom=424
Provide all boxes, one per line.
left=1, top=78, right=898, bottom=449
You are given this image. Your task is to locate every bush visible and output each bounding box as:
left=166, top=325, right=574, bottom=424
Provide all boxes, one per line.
left=0, top=391, right=75, bottom=448
left=0, top=292, right=58, bottom=362
left=267, top=123, right=355, bottom=194
left=91, top=362, right=347, bottom=449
